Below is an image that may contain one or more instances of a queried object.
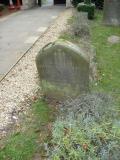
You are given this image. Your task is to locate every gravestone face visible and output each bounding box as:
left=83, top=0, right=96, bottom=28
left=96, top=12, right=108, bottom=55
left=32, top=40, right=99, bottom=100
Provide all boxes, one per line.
left=36, top=39, right=89, bottom=100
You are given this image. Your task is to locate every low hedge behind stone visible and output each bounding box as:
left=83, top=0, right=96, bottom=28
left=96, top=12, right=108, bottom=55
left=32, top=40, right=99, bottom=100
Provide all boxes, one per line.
left=77, top=2, right=95, bottom=20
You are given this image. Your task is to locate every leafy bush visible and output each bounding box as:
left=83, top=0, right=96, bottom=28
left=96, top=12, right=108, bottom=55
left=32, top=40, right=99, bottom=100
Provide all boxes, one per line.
left=0, top=4, right=4, bottom=12
left=48, top=94, right=120, bottom=160
left=71, top=0, right=104, bottom=9
left=84, top=0, right=91, bottom=4
left=49, top=117, right=120, bottom=160
left=92, top=0, right=104, bottom=9
left=77, top=2, right=95, bottom=20
left=59, top=93, right=117, bottom=122
left=71, top=0, right=83, bottom=7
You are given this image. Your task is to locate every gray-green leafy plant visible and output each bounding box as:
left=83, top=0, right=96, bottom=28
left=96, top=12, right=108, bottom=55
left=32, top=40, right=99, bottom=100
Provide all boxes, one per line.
left=47, top=93, right=120, bottom=160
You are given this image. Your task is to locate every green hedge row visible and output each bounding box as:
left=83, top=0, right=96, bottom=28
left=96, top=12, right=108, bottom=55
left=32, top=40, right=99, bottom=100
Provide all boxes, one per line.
left=77, top=3, right=95, bottom=20
left=71, top=0, right=104, bottom=9
left=0, top=4, right=4, bottom=12
left=92, top=0, right=104, bottom=9
left=71, top=0, right=83, bottom=7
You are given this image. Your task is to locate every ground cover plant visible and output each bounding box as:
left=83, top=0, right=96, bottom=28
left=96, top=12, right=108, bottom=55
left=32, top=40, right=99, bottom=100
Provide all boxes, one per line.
left=0, top=3, right=4, bottom=12
left=92, top=0, right=104, bottom=9
left=48, top=94, right=120, bottom=160
left=49, top=114, right=120, bottom=160
left=71, top=0, right=83, bottom=7
left=0, top=100, right=56, bottom=160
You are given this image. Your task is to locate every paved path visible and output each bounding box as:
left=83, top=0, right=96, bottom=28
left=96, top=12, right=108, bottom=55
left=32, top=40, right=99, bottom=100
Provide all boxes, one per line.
left=0, top=5, right=65, bottom=80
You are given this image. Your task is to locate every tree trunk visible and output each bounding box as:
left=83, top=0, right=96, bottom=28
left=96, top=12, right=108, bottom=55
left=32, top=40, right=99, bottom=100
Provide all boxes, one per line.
left=103, top=0, right=120, bottom=26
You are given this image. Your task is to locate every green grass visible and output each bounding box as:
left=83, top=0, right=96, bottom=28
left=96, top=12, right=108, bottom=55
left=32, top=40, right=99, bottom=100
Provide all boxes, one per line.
left=0, top=134, right=36, bottom=160
left=90, top=11, right=120, bottom=102
left=0, top=100, right=55, bottom=160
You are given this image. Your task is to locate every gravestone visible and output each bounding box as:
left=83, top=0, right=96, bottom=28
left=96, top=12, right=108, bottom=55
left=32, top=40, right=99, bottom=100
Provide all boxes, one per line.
left=36, top=39, right=89, bottom=100
left=108, top=35, right=120, bottom=44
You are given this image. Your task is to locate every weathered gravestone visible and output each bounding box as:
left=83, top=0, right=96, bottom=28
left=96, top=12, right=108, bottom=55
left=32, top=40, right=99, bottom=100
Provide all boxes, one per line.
left=36, top=39, right=89, bottom=100
left=108, top=35, right=120, bottom=44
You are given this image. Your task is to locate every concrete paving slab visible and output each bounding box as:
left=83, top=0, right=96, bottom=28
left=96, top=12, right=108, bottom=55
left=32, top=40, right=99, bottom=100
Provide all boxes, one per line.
left=0, top=5, right=65, bottom=81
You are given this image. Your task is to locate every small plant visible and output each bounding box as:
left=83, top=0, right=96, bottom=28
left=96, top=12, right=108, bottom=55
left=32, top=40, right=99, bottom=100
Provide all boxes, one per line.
left=48, top=116, right=120, bottom=160
left=71, top=0, right=83, bottom=7
left=59, top=93, right=117, bottom=122
left=77, top=0, right=95, bottom=19
left=84, top=0, right=91, bottom=4
left=0, top=4, right=4, bottom=12
left=48, top=93, right=120, bottom=160
left=92, top=0, right=104, bottom=9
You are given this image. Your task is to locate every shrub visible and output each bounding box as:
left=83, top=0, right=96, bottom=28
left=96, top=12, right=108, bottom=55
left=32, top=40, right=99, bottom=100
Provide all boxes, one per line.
left=49, top=117, right=120, bottom=160
left=71, top=0, right=83, bottom=7
left=0, top=4, right=4, bottom=12
left=92, top=0, right=104, bottom=9
left=71, top=0, right=104, bottom=9
left=77, top=2, right=95, bottom=20
left=48, top=94, right=120, bottom=160
left=59, top=93, right=117, bottom=122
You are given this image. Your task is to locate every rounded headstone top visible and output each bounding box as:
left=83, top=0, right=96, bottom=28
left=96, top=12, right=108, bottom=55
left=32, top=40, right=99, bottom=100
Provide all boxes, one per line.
left=36, top=39, right=90, bottom=100
left=38, top=39, right=89, bottom=62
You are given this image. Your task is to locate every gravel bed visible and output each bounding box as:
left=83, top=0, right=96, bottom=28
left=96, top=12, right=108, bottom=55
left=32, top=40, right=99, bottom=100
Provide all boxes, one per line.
left=0, top=8, right=72, bottom=137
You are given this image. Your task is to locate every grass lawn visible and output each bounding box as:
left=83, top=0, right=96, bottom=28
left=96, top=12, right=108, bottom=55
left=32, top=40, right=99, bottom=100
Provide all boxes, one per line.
left=90, top=11, right=120, bottom=104
left=0, top=100, right=56, bottom=160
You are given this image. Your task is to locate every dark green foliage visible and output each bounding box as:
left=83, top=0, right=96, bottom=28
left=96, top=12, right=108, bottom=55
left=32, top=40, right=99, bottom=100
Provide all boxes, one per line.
left=0, top=4, right=4, bottom=11
left=92, top=0, right=104, bottom=9
left=77, top=2, right=95, bottom=19
left=84, top=0, right=91, bottom=4
left=59, top=93, right=117, bottom=122
left=96, top=0, right=104, bottom=9
left=71, top=0, right=83, bottom=7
